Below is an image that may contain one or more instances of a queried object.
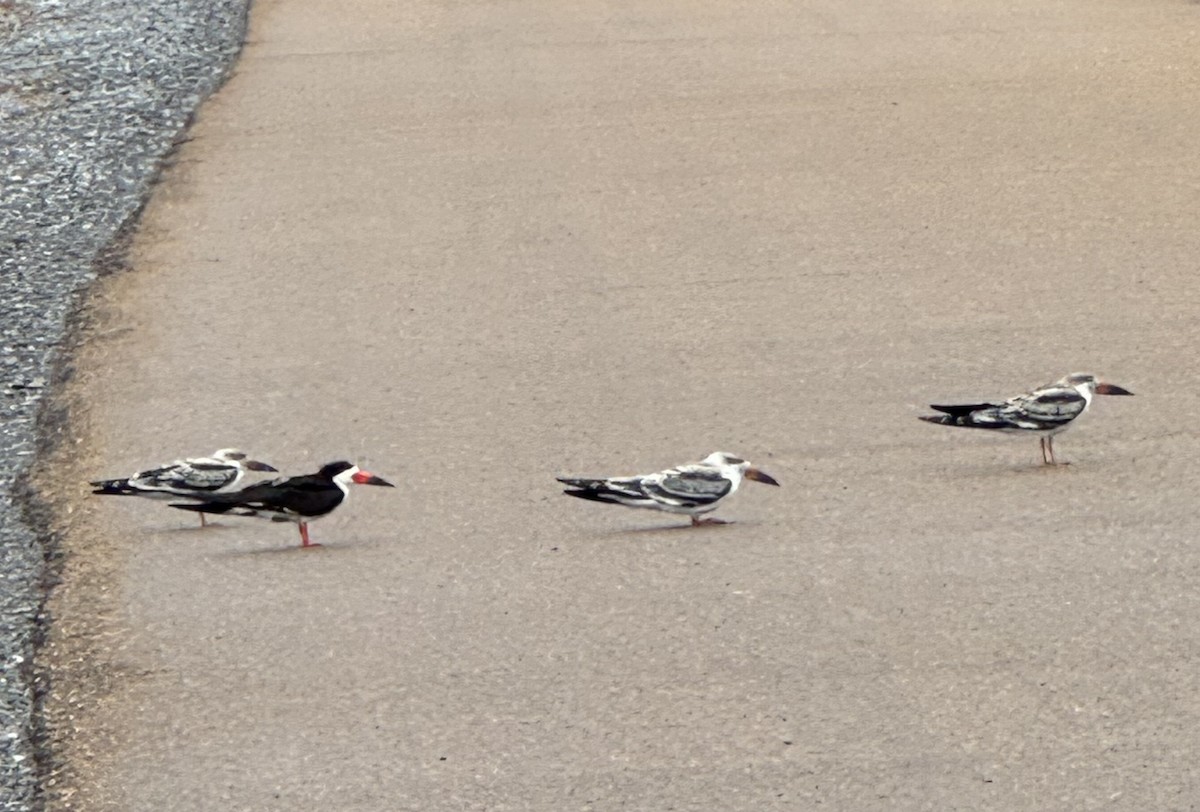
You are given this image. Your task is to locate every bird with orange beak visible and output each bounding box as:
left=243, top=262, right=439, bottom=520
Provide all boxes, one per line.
left=919, top=372, right=1134, bottom=464
left=170, top=461, right=394, bottom=547
left=90, top=448, right=278, bottom=527
left=558, top=451, right=780, bottom=526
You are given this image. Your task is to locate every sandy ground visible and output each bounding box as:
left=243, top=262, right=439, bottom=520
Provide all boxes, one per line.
left=40, top=1, right=1200, bottom=809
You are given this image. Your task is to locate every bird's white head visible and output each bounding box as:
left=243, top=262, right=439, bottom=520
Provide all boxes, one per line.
left=211, top=448, right=277, bottom=472
left=701, top=452, right=780, bottom=487
left=1058, top=372, right=1135, bottom=400
left=212, top=448, right=248, bottom=461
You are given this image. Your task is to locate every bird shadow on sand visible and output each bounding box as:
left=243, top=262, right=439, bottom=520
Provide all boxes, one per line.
left=151, top=525, right=353, bottom=555
left=589, top=520, right=761, bottom=539
left=153, top=522, right=245, bottom=534
left=217, top=541, right=352, bottom=558
left=942, top=460, right=1080, bottom=480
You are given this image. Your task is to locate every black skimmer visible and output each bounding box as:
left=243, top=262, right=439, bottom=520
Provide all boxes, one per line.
left=919, top=372, right=1134, bottom=464
left=168, top=461, right=395, bottom=547
left=91, top=448, right=278, bottom=527
left=557, top=451, right=780, bottom=526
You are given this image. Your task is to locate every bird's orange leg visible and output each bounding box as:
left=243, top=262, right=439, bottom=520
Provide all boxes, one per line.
left=298, top=522, right=321, bottom=548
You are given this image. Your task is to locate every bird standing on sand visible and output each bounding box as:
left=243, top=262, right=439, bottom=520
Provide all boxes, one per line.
left=91, top=448, right=278, bottom=527
left=169, top=461, right=394, bottom=547
left=918, top=372, right=1134, bottom=464
left=557, top=451, right=780, bottom=526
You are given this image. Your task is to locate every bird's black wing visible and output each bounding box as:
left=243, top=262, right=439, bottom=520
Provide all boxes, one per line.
left=174, top=473, right=345, bottom=518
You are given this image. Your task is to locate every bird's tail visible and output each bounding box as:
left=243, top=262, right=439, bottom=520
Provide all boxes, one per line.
left=929, top=403, right=998, bottom=417
left=919, top=403, right=1003, bottom=428
left=561, top=489, right=626, bottom=505
left=90, top=478, right=136, bottom=495
left=557, top=477, right=639, bottom=505
left=557, top=477, right=617, bottom=500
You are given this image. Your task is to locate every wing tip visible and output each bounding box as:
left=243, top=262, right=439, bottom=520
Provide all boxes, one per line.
left=169, top=502, right=231, bottom=514
left=561, top=489, right=615, bottom=504
left=91, top=479, right=135, bottom=495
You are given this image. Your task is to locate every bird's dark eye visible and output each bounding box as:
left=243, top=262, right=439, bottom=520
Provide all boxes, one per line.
left=724, top=456, right=745, bottom=465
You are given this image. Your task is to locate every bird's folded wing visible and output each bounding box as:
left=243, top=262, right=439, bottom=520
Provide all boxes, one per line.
left=202, top=476, right=345, bottom=515
left=641, top=469, right=732, bottom=507
left=999, top=387, right=1086, bottom=429
left=132, top=462, right=237, bottom=492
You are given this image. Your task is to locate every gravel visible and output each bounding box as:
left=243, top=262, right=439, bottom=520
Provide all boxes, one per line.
left=0, top=1, right=249, bottom=808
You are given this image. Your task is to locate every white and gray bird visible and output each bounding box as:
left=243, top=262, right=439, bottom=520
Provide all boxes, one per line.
left=557, top=451, right=780, bottom=526
left=919, top=372, right=1134, bottom=464
left=91, top=448, right=278, bottom=526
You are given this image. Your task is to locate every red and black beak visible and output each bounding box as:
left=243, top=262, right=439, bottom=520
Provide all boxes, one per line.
left=1095, top=383, right=1134, bottom=396
left=352, top=470, right=395, bottom=487
left=744, top=468, right=781, bottom=487
left=246, top=460, right=278, bottom=472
